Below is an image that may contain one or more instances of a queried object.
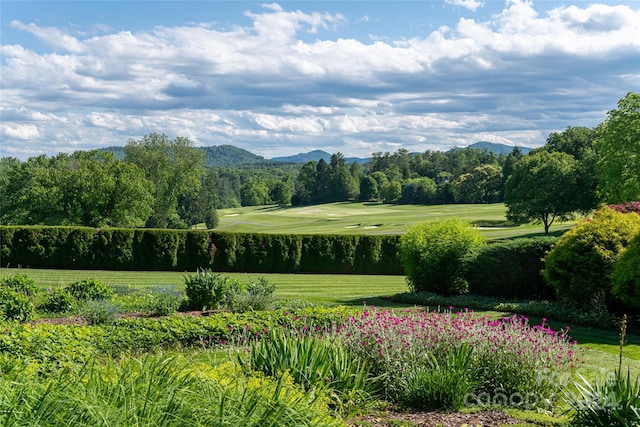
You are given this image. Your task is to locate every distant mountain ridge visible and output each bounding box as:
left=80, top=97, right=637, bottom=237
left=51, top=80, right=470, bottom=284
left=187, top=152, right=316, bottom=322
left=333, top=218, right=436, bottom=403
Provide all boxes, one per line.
left=459, top=141, right=532, bottom=155
left=98, top=141, right=530, bottom=168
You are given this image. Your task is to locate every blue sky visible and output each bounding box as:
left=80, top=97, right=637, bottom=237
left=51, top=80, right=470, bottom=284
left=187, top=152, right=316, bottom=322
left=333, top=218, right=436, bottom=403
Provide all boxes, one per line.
left=1, top=0, right=639, bottom=160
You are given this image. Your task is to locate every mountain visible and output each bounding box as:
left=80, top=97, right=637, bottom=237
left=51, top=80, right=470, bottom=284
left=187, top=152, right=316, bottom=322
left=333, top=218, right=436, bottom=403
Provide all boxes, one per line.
left=463, top=141, right=532, bottom=155
left=271, top=150, right=371, bottom=164
left=99, top=145, right=266, bottom=167
left=201, top=145, right=265, bottom=167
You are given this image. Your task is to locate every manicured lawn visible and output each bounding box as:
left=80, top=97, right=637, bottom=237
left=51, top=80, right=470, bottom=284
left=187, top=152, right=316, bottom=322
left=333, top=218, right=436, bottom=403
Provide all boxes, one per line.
left=0, top=268, right=409, bottom=306
left=215, top=201, right=578, bottom=238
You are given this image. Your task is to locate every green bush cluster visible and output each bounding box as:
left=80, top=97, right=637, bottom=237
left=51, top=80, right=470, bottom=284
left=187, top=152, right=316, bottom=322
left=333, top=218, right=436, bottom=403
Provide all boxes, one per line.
left=0, top=274, right=37, bottom=322
left=400, top=218, right=485, bottom=295
left=612, top=233, right=640, bottom=310
left=1, top=226, right=402, bottom=274
left=464, top=237, right=558, bottom=300
left=543, top=207, right=640, bottom=308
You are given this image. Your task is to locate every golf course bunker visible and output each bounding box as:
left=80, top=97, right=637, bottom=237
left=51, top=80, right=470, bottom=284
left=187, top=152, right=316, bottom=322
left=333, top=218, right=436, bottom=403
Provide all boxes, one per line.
left=224, top=213, right=240, bottom=217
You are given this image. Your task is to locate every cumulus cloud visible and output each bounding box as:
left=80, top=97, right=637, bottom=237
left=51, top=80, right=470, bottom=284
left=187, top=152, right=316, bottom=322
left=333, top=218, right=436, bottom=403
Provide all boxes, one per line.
left=1, top=1, right=638, bottom=159
left=445, top=0, right=484, bottom=12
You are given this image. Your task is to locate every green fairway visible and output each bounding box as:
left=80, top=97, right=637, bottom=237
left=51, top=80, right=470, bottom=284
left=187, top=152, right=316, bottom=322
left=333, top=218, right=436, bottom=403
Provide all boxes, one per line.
left=215, top=201, right=577, bottom=238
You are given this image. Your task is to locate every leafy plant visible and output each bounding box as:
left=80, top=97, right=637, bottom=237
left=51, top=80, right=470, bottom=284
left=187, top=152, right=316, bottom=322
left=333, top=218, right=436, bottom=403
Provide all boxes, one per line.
left=80, top=299, right=120, bottom=325
left=40, top=288, right=77, bottom=313
left=0, top=287, right=35, bottom=322
left=1, top=273, right=38, bottom=297
left=400, top=344, right=477, bottom=411
left=243, top=329, right=380, bottom=411
left=612, top=233, right=640, bottom=310
left=400, top=218, right=485, bottom=295
left=543, top=207, right=640, bottom=307
left=147, top=286, right=183, bottom=316
left=65, top=278, right=113, bottom=301
left=184, top=269, right=243, bottom=310
left=232, top=277, right=277, bottom=312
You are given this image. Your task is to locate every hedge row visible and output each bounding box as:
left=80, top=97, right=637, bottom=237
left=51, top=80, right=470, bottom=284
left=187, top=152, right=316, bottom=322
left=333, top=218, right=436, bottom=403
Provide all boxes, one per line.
left=0, top=226, right=402, bottom=274
left=463, top=236, right=559, bottom=300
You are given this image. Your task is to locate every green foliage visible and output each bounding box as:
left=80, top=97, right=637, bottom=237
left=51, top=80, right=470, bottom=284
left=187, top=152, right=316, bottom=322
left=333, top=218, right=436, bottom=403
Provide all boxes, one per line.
left=125, top=133, right=206, bottom=228
left=565, top=370, right=640, bottom=426
left=400, top=218, right=485, bottom=295
left=147, top=287, right=184, bottom=316
left=184, top=270, right=243, bottom=311
left=40, top=289, right=77, bottom=314
left=464, top=237, right=558, bottom=300
left=0, top=355, right=342, bottom=427
left=399, top=344, right=476, bottom=411
left=0, top=287, right=35, bottom=322
left=232, top=277, right=277, bottom=312
left=612, top=233, right=640, bottom=310
left=595, top=92, right=640, bottom=204
left=2, top=225, right=402, bottom=274
left=65, top=278, right=113, bottom=301
left=80, top=299, right=121, bottom=325
left=451, top=164, right=503, bottom=204
left=505, top=151, right=594, bottom=235
left=543, top=207, right=640, bottom=307
left=244, top=329, right=379, bottom=410
left=1, top=273, right=38, bottom=297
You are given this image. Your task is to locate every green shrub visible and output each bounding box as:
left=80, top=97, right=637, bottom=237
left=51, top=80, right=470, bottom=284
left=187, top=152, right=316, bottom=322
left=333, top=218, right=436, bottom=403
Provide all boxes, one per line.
left=232, top=277, right=277, bottom=312
left=464, top=237, right=558, bottom=300
left=400, top=218, right=485, bottom=295
left=80, top=299, right=121, bottom=325
left=0, top=287, right=35, bottom=322
left=1, top=274, right=38, bottom=297
left=184, top=270, right=244, bottom=311
left=399, top=344, right=477, bottom=411
left=147, top=287, right=184, bottom=316
left=565, top=370, right=640, bottom=426
left=543, top=207, right=640, bottom=307
left=612, top=233, right=640, bottom=310
left=65, top=278, right=112, bottom=301
left=40, top=289, right=77, bottom=313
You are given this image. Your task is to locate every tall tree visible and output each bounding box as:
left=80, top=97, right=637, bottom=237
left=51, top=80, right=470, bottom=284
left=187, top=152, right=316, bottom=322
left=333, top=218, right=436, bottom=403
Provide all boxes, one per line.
left=1, top=151, right=153, bottom=227
left=505, top=151, right=587, bottom=235
left=452, top=164, right=503, bottom=204
left=594, top=92, right=640, bottom=203
left=125, top=133, right=205, bottom=228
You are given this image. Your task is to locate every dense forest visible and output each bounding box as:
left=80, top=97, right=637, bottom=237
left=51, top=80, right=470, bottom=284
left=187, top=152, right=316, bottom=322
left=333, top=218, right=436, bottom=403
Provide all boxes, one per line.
left=1, top=92, right=638, bottom=230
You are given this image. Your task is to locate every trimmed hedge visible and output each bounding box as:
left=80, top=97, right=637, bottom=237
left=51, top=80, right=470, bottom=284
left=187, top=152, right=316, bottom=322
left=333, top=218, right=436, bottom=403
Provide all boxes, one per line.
left=463, top=237, right=559, bottom=300
left=0, top=226, right=402, bottom=275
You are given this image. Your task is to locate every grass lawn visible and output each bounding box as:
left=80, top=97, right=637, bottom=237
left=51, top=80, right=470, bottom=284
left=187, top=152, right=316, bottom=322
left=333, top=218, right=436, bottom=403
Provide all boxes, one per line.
left=215, top=201, right=578, bottom=238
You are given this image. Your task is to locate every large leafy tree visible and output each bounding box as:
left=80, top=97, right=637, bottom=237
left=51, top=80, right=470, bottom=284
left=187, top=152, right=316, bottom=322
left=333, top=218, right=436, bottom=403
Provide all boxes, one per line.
left=1, top=151, right=153, bottom=227
left=451, top=164, right=503, bottom=204
left=594, top=92, right=640, bottom=203
left=125, top=133, right=205, bottom=228
left=505, top=151, right=588, bottom=235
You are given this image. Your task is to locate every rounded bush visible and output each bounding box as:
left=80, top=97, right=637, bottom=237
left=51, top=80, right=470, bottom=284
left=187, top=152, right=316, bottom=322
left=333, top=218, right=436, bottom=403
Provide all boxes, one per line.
left=1, top=274, right=38, bottom=297
left=543, top=207, right=640, bottom=307
left=400, top=218, right=485, bottom=295
left=65, top=278, right=112, bottom=301
left=612, top=233, right=640, bottom=310
left=40, top=289, right=77, bottom=313
left=0, top=287, right=35, bottom=322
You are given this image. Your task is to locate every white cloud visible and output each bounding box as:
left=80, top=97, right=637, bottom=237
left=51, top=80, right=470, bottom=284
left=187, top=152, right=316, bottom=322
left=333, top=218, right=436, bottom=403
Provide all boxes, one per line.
left=1, top=1, right=638, bottom=159
left=446, top=0, right=484, bottom=12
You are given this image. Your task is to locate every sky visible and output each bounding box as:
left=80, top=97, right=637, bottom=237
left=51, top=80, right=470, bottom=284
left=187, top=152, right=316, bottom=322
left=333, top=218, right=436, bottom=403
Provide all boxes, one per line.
left=1, top=1, right=639, bottom=161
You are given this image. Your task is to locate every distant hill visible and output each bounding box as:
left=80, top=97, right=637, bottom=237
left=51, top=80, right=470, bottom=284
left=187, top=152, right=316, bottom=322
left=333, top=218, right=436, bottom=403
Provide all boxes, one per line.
left=272, top=150, right=370, bottom=164
left=201, top=145, right=265, bottom=167
left=99, top=145, right=266, bottom=167
left=462, top=141, right=532, bottom=155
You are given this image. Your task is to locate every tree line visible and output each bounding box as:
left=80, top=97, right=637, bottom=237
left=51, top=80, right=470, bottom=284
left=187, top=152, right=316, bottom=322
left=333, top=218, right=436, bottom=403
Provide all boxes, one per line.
left=1, top=92, right=637, bottom=230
